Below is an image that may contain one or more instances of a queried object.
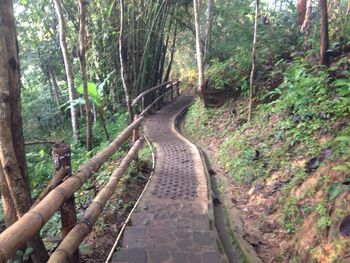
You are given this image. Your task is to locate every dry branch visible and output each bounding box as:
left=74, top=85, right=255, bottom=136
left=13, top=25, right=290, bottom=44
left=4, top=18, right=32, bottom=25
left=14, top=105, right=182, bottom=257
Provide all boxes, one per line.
left=48, top=138, right=144, bottom=262
left=25, top=140, right=57, bottom=146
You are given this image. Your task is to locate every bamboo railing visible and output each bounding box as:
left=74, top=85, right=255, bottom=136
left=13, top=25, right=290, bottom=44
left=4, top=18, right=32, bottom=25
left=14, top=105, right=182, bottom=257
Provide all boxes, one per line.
left=0, top=80, right=180, bottom=262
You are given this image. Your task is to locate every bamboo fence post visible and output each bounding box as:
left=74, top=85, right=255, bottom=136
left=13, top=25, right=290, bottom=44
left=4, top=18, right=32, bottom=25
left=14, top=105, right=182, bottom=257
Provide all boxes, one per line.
left=52, top=143, right=79, bottom=263
left=170, top=83, right=174, bottom=102
left=176, top=80, right=180, bottom=97
left=132, top=114, right=139, bottom=143
left=48, top=139, right=144, bottom=262
left=141, top=97, right=145, bottom=112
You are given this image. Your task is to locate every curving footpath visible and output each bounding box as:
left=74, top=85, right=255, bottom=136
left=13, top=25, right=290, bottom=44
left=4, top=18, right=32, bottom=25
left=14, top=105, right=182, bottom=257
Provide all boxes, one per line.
left=112, top=95, right=224, bottom=263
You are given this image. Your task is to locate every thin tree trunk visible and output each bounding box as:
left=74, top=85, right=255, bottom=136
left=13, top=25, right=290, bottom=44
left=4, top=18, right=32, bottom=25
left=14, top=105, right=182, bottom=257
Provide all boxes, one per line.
left=48, top=67, right=65, bottom=124
left=0, top=165, right=17, bottom=226
left=204, top=0, right=213, bottom=58
left=0, top=1, right=49, bottom=261
left=193, top=0, right=205, bottom=95
left=78, top=0, right=93, bottom=150
left=53, top=0, right=79, bottom=142
left=301, top=0, right=313, bottom=50
left=319, top=0, right=329, bottom=66
left=298, top=0, right=307, bottom=25
left=119, top=0, right=134, bottom=122
left=164, top=24, right=178, bottom=82
left=347, top=0, right=350, bottom=15
left=248, top=0, right=259, bottom=122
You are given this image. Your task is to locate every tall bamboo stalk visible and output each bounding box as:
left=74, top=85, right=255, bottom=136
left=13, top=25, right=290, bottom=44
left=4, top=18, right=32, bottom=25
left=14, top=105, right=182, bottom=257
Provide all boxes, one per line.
left=119, top=0, right=134, bottom=122
left=248, top=0, right=259, bottom=122
left=53, top=0, right=79, bottom=142
left=78, top=0, right=93, bottom=150
left=193, top=0, right=205, bottom=94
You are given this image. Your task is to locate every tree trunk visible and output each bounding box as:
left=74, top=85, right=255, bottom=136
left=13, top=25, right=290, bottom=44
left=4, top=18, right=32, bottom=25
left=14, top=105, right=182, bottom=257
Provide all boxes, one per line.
left=0, top=1, right=49, bottom=261
left=301, top=0, right=312, bottom=50
left=0, top=165, right=17, bottom=226
left=48, top=66, right=65, bottom=124
left=347, top=0, right=350, bottom=16
left=193, top=0, right=205, bottom=95
left=248, top=0, right=259, bottom=122
left=297, top=0, right=307, bottom=25
left=53, top=0, right=79, bottom=142
left=78, top=0, right=93, bottom=150
left=319, top=0, right=329, bottom=66
left=119, top=0, right=134, bottom=123
left=164, top=25, right=178, bottom=82
left=204, top=0, right=213, bottom=58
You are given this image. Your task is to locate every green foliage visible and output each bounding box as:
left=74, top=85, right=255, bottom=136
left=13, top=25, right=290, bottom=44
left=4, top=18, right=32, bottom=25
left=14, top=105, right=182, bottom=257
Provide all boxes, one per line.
left=77, top=82, right=103, bottom=107
left=281, top=197, right=302, bottom=233
left=328, top=181, right=350, bottom=201
left=315, top=201, right=331, bottom=229
left=267, top=60, right=329, bottom=118
left=206, top=59, right=236, bottom=90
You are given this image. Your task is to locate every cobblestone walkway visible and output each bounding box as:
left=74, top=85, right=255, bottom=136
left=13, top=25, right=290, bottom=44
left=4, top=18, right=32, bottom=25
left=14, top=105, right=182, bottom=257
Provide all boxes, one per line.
left=112, top=95, right=223, bottom=263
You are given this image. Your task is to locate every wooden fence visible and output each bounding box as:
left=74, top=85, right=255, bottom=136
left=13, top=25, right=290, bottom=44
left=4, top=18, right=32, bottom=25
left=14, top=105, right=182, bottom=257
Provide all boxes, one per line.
left=0, top=80, right=180, bottom=262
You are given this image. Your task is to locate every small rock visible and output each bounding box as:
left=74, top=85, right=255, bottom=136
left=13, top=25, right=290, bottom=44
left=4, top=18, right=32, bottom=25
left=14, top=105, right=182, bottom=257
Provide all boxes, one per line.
left=143, top=219, right=151, bottom=225
left=340, top=215, right=350, bottom=237
left=230, top=197, right=237, bottom=204
left=255, top=184, right=264, bottom=191
left=259, top=222, right=275, bottom=233
left=320, top=148, right=332, bottom=160
left=242, top=207, right=248, bottom=212
left=264, top=205, right=275, bottom=215
left=248, top=187, right=255, bottom=196
left=306, top=157, right=320, bottom=173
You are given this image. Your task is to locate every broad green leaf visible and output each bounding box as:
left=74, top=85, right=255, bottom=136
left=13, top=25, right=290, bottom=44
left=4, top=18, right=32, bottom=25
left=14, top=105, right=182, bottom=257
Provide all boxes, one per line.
left=328, top=182, right=348, bottom=201
left=77, top=82, right=103, bottom=107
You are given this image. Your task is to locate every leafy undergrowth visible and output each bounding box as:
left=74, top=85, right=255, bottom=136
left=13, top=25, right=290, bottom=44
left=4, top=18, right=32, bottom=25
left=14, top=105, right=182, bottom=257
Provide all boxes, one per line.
left=185, top=60, right=350, bottom=262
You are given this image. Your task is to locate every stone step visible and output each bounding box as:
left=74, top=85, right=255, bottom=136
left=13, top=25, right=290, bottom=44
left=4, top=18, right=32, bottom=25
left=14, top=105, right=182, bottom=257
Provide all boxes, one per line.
left=111, top=248, right=221, bottom=263
left=122, top=226, right=218, bottom=252
left=130, top=211, right=210, bottom=230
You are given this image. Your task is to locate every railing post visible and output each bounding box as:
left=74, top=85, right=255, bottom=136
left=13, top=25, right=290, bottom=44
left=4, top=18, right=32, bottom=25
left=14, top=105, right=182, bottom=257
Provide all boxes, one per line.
left=52, top=143, right=79, bottom=263
left=141, top=97, right=145, bottom=113
left=155, top=88, right=160, bottom=110
left=170, top=84, right=174, bottom=102
left=132, top=114, right=139, bottom=143
left=176, top=80, right=180, bottom=97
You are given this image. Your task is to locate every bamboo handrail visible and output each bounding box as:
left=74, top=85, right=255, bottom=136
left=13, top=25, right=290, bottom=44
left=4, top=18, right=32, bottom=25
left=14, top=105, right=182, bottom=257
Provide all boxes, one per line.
left=131, top=80, right=176, bottom=108
left=0, top=117, right=144, bottom=260
left=48, top=138, right=144, bottom=262
left=139, top=85, right=179, bottom=117
left=31, top=168, right=69, bottom=208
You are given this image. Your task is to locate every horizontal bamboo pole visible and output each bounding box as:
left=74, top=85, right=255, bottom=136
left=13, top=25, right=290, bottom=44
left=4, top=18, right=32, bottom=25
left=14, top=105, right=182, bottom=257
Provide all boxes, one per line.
left=0, top=117, right=144, bottom=261
left=139, top=85, right=179, bottom=117
left=131, top=80, right=175, bottom=108
left=31, top=168, right=69, bottom=208
left=48, top=138, right=144, bottom=262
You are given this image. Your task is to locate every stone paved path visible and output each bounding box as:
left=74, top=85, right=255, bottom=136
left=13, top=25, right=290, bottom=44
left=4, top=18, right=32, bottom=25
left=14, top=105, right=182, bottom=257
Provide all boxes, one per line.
left=112, top=95, right=224, bottom=263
